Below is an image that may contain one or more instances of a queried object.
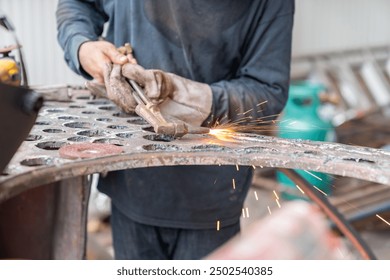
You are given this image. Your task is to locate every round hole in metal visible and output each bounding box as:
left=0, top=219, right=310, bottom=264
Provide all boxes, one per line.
left=69, top=105, right=86, bottom=109
left=142, top=144, right=180, bottom=151
left=35, top=121, right=51, bottom=125
left=46, top=108, right=65, bottom=113
left=99, top=106, right=117, bottom=111
left=64, top=122, right=93, bottom=129
left=58, top=116, right=79, bottom=120
left=304, top=150, right=320, bottom=155
left=116, top=132, right=133, bottom=139
left=43, top=129, right=65, bottom=133
left=36, top=141, right=67, bottom=150
left=107, top=125, right=128, bottom=130
left=67, top=136, right=89, bottom=142
left=93, top=138, right=124, bottom=146
left=87, top=100, right=111, bottom=105
left=142, top=126, right=155, bottom=133
left=77, top=129, right=109, bottom=137
left=96, top=118, right=113, bottom=122
left=76, top=95, right=90, bottom=100
left=25, top=134, right=43, bottom=141
left=342, top=157, right=375, bottom=164
left=127, top=118, right=148, bottom=125
left=113, top=111, right=137, bottom=118
left=143, top=134, right=174, bottom=142
left=20, top=157, right=55, bottom=167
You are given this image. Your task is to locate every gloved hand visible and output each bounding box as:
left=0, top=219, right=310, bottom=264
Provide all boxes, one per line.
left=103, top=63, right=138, bottom=114
left=121, top=63, right=213, bottom=127
left=81, top=41, right=139, bottom=114
left=85, top=63, right=137, bottom=114
left=88, top=63, right=141, bottom=114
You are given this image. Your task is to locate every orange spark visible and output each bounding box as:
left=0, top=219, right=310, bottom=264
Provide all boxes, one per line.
left=275, top=199, right=281, bottom=208
left=273, top=190, right=279, bottom=200
left=267, top=206, right=272, bottom=215
left=303, top=170, right=323, bottom=181
left=337, top=247, right=346, bottom=259
left=254, top=191, right=259, bottom=201
left=238, top=108, right=253, bottom=115
left=208, top=128, right=236, bottom=142
left=232, top=178, right=236, bottom=189
left=208, top=110, right=282, bottom=142
left=312, top=185, right=328, bottom=196
left=256, top=100, right=268, bottom=107
left=376, top=214, right=390, bottom=226
left=216, top=220, right=220, bottom=231
left=295, top=184, right=305, bottom=194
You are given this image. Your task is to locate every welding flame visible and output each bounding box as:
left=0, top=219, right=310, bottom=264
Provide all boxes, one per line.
left=208, top=128, right=236, bottom=141
left=209, top=128, right=234, bottom=136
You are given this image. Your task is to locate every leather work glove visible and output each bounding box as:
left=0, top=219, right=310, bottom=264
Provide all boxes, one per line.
left=84, top=42, right=138, bottom=114
left=121, top=63, right=213, bottom=127
left=102, top=63, right=138, bottom=114
left=85, top=63, right=137, bottom=114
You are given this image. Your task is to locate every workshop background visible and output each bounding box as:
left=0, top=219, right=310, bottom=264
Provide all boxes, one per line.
left=2, top=0, right=390, bottom=86
left=1, top=0, right=390, bottom=260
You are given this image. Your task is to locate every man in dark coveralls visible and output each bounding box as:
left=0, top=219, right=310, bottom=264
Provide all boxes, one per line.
left=56, top=0, right=298, bottom=259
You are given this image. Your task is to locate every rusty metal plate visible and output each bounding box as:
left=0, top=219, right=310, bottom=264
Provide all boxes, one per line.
left=1, top=87, right=390, bottom=202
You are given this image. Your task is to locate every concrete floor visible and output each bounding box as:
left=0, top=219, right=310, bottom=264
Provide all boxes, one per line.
left=87, top=174, right=390, bottom=260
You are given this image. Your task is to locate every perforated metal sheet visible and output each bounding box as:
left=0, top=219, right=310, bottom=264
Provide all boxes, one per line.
left=1, top=88, right=390, bottom=202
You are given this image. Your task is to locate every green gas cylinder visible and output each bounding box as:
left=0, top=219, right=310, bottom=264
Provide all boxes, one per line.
left=276, top=82, right=335, bottom=200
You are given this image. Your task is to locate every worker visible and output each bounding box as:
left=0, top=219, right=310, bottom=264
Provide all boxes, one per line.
left=56, top=0, right=297, bottom=259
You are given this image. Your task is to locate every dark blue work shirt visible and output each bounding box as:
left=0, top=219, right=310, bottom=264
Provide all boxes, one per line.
left=56, top=0, right=294, bottom=229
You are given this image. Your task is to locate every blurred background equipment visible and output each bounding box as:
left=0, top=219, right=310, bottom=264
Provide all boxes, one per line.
left=0, top=11, right=42, bottom=172
left=0, top=82, right=42, bottom=173
left=291, top=46, right=390, bottom=127
left=0, top=45, right=20, bottom=86
left=0, top=12, right=28, bottom=86
left=277, top=81, right=335, bottom=200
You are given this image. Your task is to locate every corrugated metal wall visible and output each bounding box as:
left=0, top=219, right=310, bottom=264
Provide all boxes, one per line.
left=1, top=0, right=390, bottom=85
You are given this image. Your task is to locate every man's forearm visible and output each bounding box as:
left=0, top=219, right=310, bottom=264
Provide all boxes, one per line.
left=56, top=0, right=106, bottom=77
left=209, top=78, right=288, bottom=126
left=208, top=12, right=294, bottom=125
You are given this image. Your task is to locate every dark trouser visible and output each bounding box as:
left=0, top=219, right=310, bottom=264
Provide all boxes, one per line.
left=111, top=204, right=240, bottom=260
